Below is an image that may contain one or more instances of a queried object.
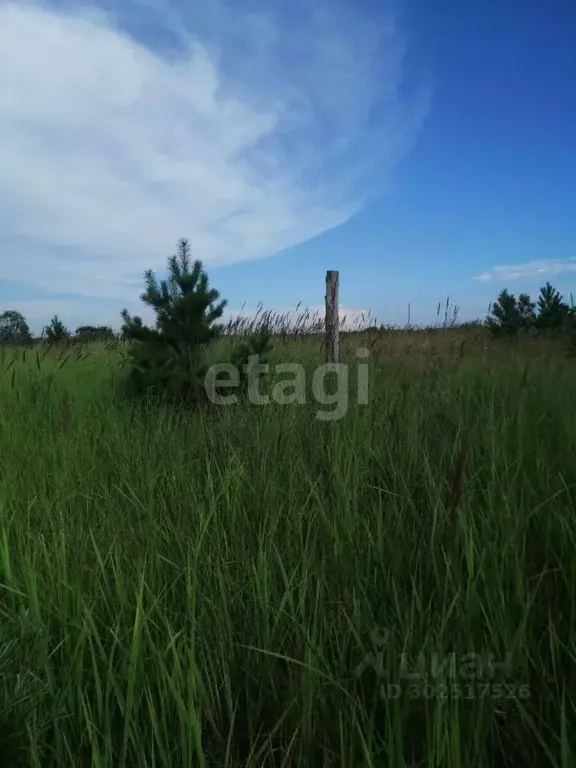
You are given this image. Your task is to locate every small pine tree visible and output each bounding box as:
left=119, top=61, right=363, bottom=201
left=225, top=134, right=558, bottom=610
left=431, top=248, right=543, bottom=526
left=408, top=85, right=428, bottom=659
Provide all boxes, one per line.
left=121, top=238, right=227, bottom=404
left=486, top=289, right=533, bottom=336
left=535, top=282, right=571, bottom=331
left=517, top=293, right=536, bottom=325
left=44, top=315, right=70, bottom=344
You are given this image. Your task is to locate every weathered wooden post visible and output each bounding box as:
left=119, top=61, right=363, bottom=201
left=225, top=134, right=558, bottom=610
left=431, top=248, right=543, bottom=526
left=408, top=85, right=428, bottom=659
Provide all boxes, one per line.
left=325, top=270, right=339, bottom=364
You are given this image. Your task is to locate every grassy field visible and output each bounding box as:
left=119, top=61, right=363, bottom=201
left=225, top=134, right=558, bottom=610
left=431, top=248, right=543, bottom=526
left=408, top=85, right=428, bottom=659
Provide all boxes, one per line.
left=0, top=327, right=575, bottom=766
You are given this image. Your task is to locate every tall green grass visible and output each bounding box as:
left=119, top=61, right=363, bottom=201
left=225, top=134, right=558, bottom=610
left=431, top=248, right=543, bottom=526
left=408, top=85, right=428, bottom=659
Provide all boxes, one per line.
left=0, top=335, right=575, bottom=766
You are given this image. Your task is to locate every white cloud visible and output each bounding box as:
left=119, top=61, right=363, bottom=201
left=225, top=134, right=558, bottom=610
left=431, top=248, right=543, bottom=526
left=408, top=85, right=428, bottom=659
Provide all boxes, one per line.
left=474, top=258, right=576, bottom=283
left=0, top=0, right=426, bottom=300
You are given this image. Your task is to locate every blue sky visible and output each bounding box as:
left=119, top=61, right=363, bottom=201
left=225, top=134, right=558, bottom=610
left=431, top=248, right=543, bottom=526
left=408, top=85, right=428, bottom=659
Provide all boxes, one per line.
left=0, top=0, right=574, bottom=331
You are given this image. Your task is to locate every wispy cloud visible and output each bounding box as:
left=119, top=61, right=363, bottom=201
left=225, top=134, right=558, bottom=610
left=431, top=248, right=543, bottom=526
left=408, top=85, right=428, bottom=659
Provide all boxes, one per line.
left=0, top=0, right=427, bottom=301
left=474, top=258, right=576, bottom=283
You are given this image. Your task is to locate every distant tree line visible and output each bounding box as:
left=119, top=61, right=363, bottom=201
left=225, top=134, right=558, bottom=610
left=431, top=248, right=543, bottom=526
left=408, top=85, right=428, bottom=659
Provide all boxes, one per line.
left=486, top=281, right=575, bottom=336
left=0, top=310, right=117, bottom=346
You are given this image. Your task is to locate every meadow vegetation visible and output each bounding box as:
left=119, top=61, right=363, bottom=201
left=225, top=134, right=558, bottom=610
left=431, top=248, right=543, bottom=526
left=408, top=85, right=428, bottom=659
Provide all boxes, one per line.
left=0, top=245, right=575, bottom=766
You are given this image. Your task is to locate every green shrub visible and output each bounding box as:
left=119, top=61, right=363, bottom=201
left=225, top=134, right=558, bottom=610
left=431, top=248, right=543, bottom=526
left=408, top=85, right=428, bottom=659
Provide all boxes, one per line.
left=74, top=325, right=116, bottom=344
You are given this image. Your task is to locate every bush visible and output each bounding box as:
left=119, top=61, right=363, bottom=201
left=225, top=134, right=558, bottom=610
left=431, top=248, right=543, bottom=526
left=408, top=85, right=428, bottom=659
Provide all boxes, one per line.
left=74, top=325, right=116, bottom=344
